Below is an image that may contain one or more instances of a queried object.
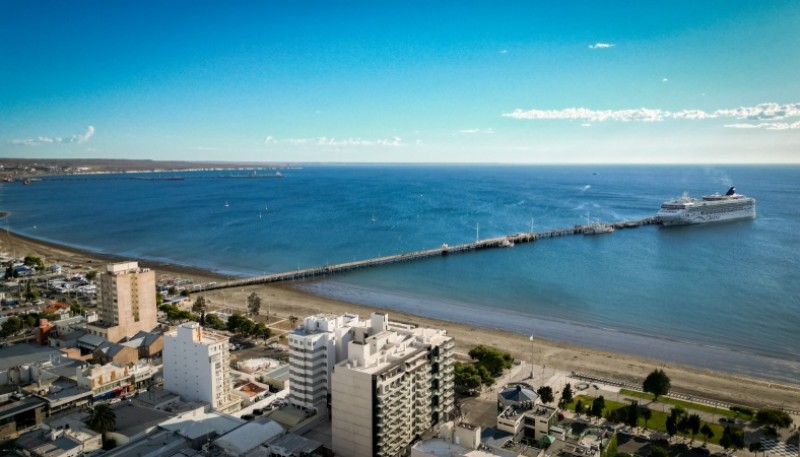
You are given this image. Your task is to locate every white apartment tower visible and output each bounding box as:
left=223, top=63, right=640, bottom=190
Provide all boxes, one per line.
left=330, top=313, right=455, bottom=457
left=163, top=322, right=239, bottom=413
left=287, top=312, right=361, bottom=411
left=86, top=261, right=157, bottom=342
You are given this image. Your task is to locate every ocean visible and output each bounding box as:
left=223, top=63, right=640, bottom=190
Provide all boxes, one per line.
left=2, top=165, right=798, bottom=383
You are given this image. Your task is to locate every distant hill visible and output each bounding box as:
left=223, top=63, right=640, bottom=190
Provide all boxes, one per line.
left=0, top=158, right=294, bottom=177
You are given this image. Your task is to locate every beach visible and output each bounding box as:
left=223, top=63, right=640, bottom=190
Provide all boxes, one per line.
left=2, top=230, right=798, bottom=411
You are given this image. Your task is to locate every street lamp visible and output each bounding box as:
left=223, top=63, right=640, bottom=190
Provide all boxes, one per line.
left=529, top=335, right=535, bottom=379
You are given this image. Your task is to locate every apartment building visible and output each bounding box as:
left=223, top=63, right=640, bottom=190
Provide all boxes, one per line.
left=287, top=312, right=361, bottom=412
left=163, top=322, right=239, bottom=413
left=330, top=313, right=455, bottom=457
left=85, top=262, right=157, bottom=342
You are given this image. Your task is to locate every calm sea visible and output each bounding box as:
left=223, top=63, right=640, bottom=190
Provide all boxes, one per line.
left=2, top=165, right=798, bottom=382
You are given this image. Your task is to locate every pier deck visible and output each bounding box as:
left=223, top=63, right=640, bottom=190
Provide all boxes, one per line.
left=206, top=217, right=661, bottom=291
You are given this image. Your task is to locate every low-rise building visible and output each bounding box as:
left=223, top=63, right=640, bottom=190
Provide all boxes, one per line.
left=0, top=393, right=46, bottom=440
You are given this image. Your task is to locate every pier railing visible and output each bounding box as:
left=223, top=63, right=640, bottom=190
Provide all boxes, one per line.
left=206, top=217, right=660, bottom=290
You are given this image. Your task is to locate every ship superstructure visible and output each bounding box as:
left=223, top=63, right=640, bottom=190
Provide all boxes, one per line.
left=657, top=187, right=756, bottom=226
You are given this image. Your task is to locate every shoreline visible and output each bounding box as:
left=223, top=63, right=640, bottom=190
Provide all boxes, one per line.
left=2, top=230, right=798, bottom=410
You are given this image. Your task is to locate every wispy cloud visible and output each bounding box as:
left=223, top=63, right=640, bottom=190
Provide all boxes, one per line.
left=499, top=49, right=508, bottom=54
left=662, top=78, right=669, bottom=83
left=264, top=135, right=403, bottom=147
left=588, top=42, right=614, bottom=49
left=503, top=102, right=800, bottom=127
left=11, top=125, right=95, bottom=146
left=457, top=128, right=495, bottom=134
left=724, top=121, right=800, bottom=130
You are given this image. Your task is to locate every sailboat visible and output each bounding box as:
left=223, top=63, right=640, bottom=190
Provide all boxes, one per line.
left=224, top=201, right=229, bottom=208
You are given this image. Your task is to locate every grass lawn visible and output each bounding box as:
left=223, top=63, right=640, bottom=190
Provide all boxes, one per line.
left=565, top=395, right=725, bottom=446
left=618, top=389, right=752, bottom=421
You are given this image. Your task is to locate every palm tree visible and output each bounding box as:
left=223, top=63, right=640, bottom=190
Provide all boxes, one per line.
left=641, top=407, right=652, bottom=430
left=86, top=403, right=116, bottom=435
left=192, top=296, right=207, bottom=325
left=247, top=292, right=261, bottom=316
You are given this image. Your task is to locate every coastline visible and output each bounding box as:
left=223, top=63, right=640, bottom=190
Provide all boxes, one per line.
left=2, top=230, right=798, bottom=410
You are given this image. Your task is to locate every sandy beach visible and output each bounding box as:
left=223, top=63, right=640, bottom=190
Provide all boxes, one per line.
left=2, top=230, right=798, bottom=411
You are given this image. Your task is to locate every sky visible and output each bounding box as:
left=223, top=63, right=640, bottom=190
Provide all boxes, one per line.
left=1, top=1, right=799, bottom=164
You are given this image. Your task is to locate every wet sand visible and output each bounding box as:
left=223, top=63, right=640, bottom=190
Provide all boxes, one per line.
left=2, top=230, right=798, bottom=410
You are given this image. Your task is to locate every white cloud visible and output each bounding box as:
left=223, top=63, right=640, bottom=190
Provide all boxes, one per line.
left=264, top=135, right=404, bottom=147
left=503, top=102, right=800, bottom=127
left=662, top=78, right=669, bottom=83
left=458, top=128, right=495, bottom=134
left=499, top=49, right=508, bottom=54
left=724, top=121, right=800, bottom=130
left=10, top=125, right=95, bottom=146
left=588, top=43, right=614, bottom=49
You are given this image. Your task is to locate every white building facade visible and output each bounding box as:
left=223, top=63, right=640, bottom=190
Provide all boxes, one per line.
left=163, top=322, right=238, bottom=412
left=287, top=312, right=361, bottom=411
left=330, top=313, right=455, bottom=457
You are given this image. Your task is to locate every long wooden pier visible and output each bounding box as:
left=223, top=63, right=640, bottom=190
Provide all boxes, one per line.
left=205, top=217, right=661, bottom=291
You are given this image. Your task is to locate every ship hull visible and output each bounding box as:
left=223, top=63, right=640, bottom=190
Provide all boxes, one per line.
left=658, top=205, right=756, bottom=226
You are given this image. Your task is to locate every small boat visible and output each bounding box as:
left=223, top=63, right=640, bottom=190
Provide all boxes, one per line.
left=224, top=201, right=229, bottom=207
left=500, top=238, right=515, bottom=247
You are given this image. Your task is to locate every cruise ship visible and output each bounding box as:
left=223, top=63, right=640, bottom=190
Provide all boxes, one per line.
left=657, top=187, right=756, bottom=226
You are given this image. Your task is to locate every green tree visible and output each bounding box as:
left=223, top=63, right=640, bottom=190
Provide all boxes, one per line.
left=643, top=369, right=671, bottom=401
left=454, top=363, right=483, bottom=390
left=246, top=292, right=261, bottom=316
left=227, top=313, right=254, bottom=335
left=687, top=414, right=702, bottom=442
left=4, top=266, right=15, bottom=279
left=468, top=345, right=513, bottom=376
left=85, top=270, right=98, bottom=282
left=1, top=316, right=24, bottom=338
left=253, top=322, right=271, bottom=344
left=537, top=386, right=554, bottom=404
left=192, top=296, right=207, bottom=325
left=665, top=415, right=678, bottom=440
left=720, top=426, right=745, bottom=451
left=70, top=302, right=84, bottom=316
left=748, top=442, right=763, bottom=456
left=561, top=383, right=574, bottom=406
left=156, top=292, right=164, bottom=305
left=651, top=446, right=669, bottom=457
left=24, top=256, right=44, bottom=270
left=755, top=408, right=793, bottom=430
left=575, top=399, right=584, bottom=415
left=626, top=401, right=640, bottom=428
left=591, top=396, right=605, bottom=418
left=476, top=365, right=493, bottom=386
left=700, top=424, right=714, bottom=444
left=289, top=315, right=298, bottom=327
left=204, top=313, right=226, bottom=330
left=168, top=286, right=178, bottom=295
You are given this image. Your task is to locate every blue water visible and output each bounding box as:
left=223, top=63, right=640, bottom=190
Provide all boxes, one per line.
left=2, top=165, right=799, bottom=382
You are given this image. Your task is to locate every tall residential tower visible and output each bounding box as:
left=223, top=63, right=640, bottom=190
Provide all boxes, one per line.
left=86, top=262, right=157, bottom=342
left=163, top=322, right=239, bottom=413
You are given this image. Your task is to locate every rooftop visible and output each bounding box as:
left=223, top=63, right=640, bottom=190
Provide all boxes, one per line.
left=0, top=343, right=64, bottom=371
left=213, top=418, right=284, bottom=455
left=111, top=402, right=175, bottom=437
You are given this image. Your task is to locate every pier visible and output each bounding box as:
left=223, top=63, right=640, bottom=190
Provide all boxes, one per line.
left=206, top=216, right=661, bottom=291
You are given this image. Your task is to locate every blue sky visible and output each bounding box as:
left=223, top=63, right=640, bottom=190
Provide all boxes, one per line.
left=2, top=1, right=799, bottom=163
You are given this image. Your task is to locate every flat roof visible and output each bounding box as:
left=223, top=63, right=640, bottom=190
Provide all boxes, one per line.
left=0, top=395, right=47, bottom=420
left=0, top=343, right=64, bottom=371
left=112, top=402, right=175, bottom=437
